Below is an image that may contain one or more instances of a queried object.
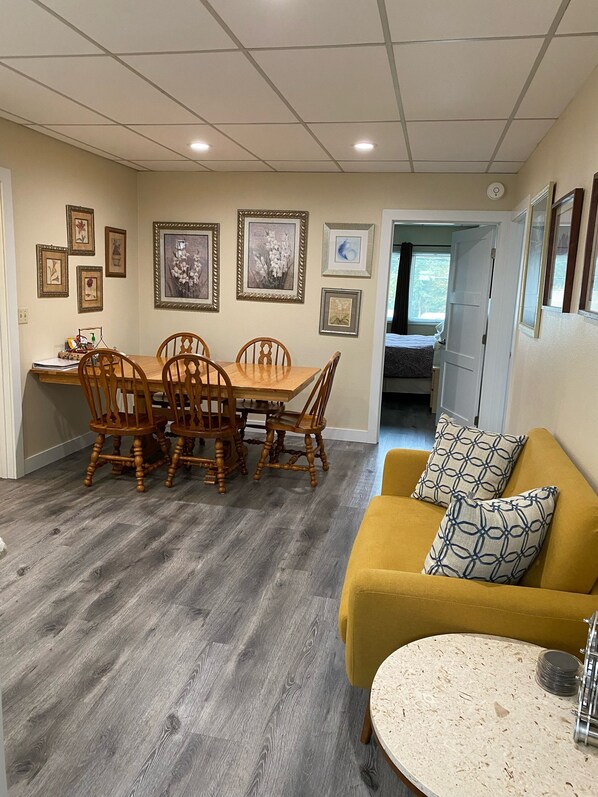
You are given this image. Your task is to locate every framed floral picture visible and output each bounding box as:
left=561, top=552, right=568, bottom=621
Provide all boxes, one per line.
left=543, top=188, right=584, bottom=313
left=518, top=183, right=554, bottom=337
left=105, top=227, right=127, bottom=278
left=36, top=244, right=69, bottom=297
left=153, top=222, right=219, bottom=312
left=319, top=288, right=362, bottom=337
left=322, top=223, right=374, bottom=277
left=579, top=172, right=598, bottom=318
left=66, top=205, right=95, bottom=255
left=236, top=209, right=308, bottom=303
left=77, top=266, right=103, bottom=313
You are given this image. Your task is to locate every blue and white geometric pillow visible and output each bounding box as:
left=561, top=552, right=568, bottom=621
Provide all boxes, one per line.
left=423, top=487, right=558, bottom=584
left=412, top=414, right=527, bottom=507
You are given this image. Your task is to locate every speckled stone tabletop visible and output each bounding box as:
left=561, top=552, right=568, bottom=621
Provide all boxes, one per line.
left=370, top=634, right=598, bottom=796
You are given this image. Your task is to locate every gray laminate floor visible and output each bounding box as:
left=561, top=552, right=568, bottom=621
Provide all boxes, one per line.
left=0, top=397, right=435, bottom=797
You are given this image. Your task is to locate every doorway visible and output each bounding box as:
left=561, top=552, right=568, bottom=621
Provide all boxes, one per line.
left=0, top=166, right=24, bottom=479
left=368, top=209, right=521, bottom=444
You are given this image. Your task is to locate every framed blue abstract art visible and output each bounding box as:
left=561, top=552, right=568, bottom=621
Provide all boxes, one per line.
left=321, top=222, right=374, bottom=278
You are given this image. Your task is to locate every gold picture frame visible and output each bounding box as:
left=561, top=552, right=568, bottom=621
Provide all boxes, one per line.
left=66, top=205, right=95, bottom=256
left=319, top=287, right=362, bottom=337
left=36, top=244, right=69, bottom=298
left=77, top=266, right=103, bottom=313
left=105, top=227, right=127, bottom=278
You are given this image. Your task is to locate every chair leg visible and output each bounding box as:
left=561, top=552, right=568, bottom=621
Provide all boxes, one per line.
left=84, top=433, right=105, bottom=487
left=111, top=435, right=123, bottom=474
left=360, top=701, right=373, bottom=745
left=254, top=429, right=275, bottom=481
left=156, top=428, right=170, bottom=461
left=316, top=433, right=329, bottom=471
left=215, top=438, right=226, bottom=494
left=271, top=430, right=286, bottom=463
left=239, top=410, right=249, bottom=440
left=165, top=437, right=184, bottom=488
left=233, top=433, right=248, bottom=475
left=305, top=434, right=318, bottom=488
left=133, top=435, right=146, bottom=493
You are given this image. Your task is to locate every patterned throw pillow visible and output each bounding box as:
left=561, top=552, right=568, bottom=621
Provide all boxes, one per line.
left=412, top=414, right=527, bottom=507
left=423, top=487, right=558, bottom=584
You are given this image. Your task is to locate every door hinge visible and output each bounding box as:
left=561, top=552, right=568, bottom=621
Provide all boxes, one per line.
left=482, top=333, right=487, bottom=345
left=474, top=415, right=479, bottom=426
left=491, top=247, right=496, bottom=260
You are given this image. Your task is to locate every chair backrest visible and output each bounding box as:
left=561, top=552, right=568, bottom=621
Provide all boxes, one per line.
left=296, top=351, right=341, bottom=430
left=78, top=349, right=156, bottom=429
left=157, top=332, right=210, bottom=360
left=236, top=337, right=291, bottom=367
left=161, top=354, right=237, bottom=433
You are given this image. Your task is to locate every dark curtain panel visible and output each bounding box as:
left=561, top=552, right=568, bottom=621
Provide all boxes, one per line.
left=390, top=242, right=413, bottom=334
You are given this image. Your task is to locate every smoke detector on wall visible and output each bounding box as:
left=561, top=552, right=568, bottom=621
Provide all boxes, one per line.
left=487, top=182, right=505, bottom=200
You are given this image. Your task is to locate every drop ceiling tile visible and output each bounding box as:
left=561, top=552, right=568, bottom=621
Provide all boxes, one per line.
left=130, top=160, right=209, bottom=171
left=209, top=0, right=383, bottom=47
left=396, top=39, right=542, bottom=121
left=558, top=0, right=598, bottom=34
left=127, top=125, right=255, bottom=159
left=413, top=162, right=488, bottom=173
left=29, top=126, right=125, bottom=160
left=3, top=56, right=197, bottom=123
left=387, top=0, right=561, bottom=42
left=252, top=46, right=398, bottom=122
left=115, top=160, right=149, bottom=171
left=308, top=122, right=408, bottom=160
left=40, top=0, right=235, bottom=53
left=122, top=52, right=293, bottom=123
left=0, top=109, right=33, bottom=124
left=215, top=124, right=328, bottom=160
left=267, top=161, right=340, bottom=172
left=338, top=161, right=411, bottom=172
left=0, top=0, right=100, bottom=56
left=408, top=121, right=505, bottom=160
left=489, top=162, right=524, bottom=173
left=0, top=65, right=109, bottom=124
left=517, top=36, right=598, bottom=118
left=495, top=119, right=555, bottom=161
left=43, top=125, right=181, bottom=160
left=199, top=161, right=273, bottom=172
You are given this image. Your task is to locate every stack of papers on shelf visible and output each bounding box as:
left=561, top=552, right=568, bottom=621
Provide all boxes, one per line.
left=32, top=357, right=79, bottom=369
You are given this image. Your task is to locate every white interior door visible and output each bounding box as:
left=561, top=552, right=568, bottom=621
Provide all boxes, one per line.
left=438, top=225, right=496, bottom=426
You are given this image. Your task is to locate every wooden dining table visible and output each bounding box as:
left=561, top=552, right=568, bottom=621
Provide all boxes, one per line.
left=31, top=354, right=321, bottom=404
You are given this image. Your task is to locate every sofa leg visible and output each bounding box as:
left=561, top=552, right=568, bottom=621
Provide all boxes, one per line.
left=360, top=700, right=373, bottom=745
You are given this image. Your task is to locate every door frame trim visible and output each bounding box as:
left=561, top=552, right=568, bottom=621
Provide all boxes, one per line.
left=0, top=166, right=24, bottom=478
left=368, top=208, right=516, bottom=444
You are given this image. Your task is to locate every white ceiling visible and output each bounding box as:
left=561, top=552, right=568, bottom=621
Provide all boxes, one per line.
left=0, top=0, right=597, bottom=174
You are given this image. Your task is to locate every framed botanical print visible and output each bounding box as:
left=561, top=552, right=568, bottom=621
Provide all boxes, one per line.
left=319, top=288, right=362, bottom=337
left=66, top=205, right=95, bottom=255
left=579, top=172, right=598, bottom=318
left=105, top=227, right=127, bottom=278
left=543, top=188, right=584, bottom=313
left=237, top=209, right=308, bottom=303
left=36, top=244, right=68, bottom=297
left=77, top=266, right=103, bottom=313
left=518, top=183, right=554, bottom=337
left=322, top=223, right=374, bottom=277
left=153, top=222, right=219, bottom=311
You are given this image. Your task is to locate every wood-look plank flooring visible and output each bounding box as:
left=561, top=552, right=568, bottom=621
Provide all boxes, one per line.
left=0, top=396, right=435, bottom=797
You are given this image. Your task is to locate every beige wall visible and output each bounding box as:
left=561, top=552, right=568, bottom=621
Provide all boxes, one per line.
left=137, top=172, right=515, bottom=433
left=0, top=118, right=139, bottom=462
left=507, top=65, right=598, bottom=488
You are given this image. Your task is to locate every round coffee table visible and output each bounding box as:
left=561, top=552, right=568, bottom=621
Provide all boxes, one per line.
left=370, top=634, right=598, bottom=796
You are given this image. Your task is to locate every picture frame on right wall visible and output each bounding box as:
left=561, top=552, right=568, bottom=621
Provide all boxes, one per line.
left=319, top=287, right=362, bottom=337
left=543, top=188, right=584, bottom=313
left=579, top=171, right=598, bottom=318
left=518, top=182, right=554, bottom=337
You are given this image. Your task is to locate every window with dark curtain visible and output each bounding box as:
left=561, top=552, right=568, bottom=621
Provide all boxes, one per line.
left=390, top=242, right=413, bottom=334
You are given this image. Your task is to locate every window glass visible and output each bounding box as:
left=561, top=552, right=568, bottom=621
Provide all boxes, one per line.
left=387, top=249, right=451, bottom=323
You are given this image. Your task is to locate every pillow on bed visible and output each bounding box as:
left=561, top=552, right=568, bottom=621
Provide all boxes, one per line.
left=422, top=486, right=558, bottom=584
left=412, top=414, right=527, bottom=507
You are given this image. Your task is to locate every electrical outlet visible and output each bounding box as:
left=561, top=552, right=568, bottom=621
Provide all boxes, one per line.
left=18, top=308, right=28, bottom=324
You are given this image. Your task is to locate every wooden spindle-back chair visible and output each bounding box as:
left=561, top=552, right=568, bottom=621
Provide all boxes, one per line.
left=156, top=332, right=210, bottom=360
left=254, top=351, right=341, bottom=487
left=235, top=337, right=292, bottom=444
left=78, top=349, right=169, bottom=492
left=161, top=354, right=247, bottom=494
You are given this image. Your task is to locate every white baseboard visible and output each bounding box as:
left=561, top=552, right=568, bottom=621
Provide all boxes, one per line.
left=24, top=431, right=96, bottom=475
left=323, top=426, right=372, bottom=444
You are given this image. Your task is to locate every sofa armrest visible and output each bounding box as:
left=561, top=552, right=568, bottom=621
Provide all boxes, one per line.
left=381, top=449, right=430, bottom=496
left=345, top=569, right=598, bottom=688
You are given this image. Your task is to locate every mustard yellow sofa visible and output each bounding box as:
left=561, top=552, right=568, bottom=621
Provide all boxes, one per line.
left=339, top=428, right=598, bottom=688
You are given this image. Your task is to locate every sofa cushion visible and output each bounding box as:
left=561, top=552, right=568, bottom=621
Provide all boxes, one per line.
left=423, top=487, right=558, bottom=584
left=338, top=495, right=445, bottom=641
left=412, top=414, right=527, bottom=507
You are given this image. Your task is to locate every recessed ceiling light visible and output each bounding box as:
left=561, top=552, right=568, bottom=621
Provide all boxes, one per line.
left=190, top=141, right=210, bottom=152
left=354, top=141, right=375, bottom=152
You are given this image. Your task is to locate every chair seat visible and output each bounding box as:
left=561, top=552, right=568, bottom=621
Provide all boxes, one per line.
left=90, top=412, right=167, bottom=436
left=170, top=413, right=245, bottom=439
left=265, top=411, right=325, bottom=433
